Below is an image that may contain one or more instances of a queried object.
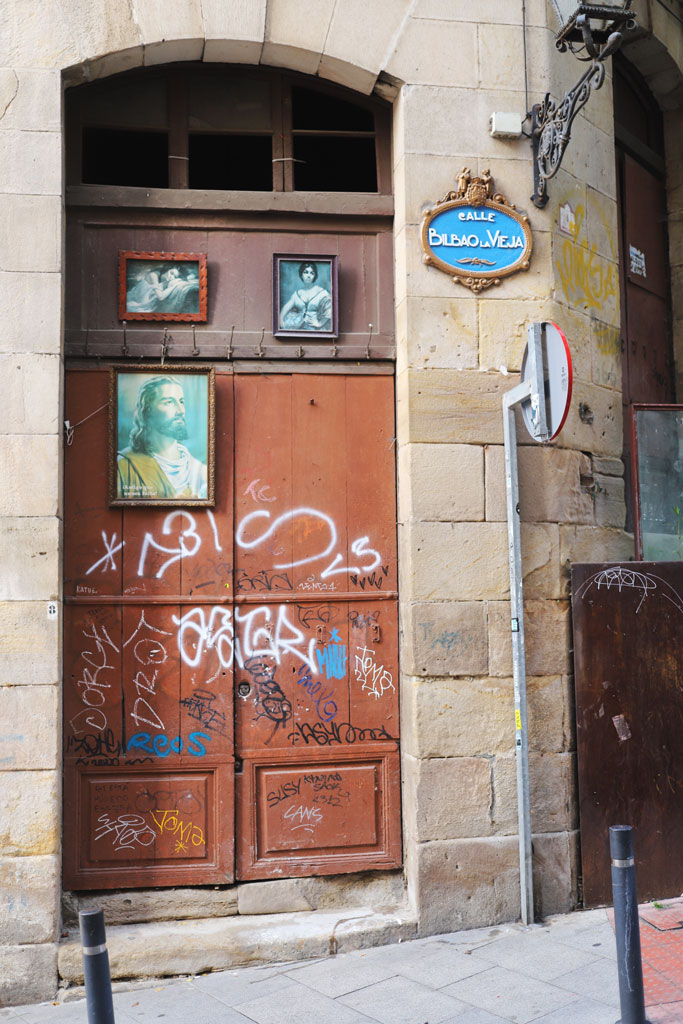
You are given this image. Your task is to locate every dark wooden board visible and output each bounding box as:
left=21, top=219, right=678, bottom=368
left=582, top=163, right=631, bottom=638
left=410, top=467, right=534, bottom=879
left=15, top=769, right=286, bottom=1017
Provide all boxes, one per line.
left=572, top=562, right=683, bottom=906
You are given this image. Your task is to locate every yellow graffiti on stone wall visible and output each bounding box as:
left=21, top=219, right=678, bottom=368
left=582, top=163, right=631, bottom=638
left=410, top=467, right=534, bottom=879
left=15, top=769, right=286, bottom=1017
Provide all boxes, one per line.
left=555, top=201, right=619, bottom=325
left=594, top=322, right=620, bottom=356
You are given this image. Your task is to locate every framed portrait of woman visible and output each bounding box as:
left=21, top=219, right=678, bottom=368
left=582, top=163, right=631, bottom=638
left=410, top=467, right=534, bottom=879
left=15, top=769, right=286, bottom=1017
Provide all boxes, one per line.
left=273, top=254, right=339, bottom=339
left=118, top=251, right=208, bottom=323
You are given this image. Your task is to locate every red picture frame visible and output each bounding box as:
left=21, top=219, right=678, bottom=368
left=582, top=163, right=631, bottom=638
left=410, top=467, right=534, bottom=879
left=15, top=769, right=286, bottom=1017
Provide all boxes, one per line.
left=118, top=251, right=208, bottom=323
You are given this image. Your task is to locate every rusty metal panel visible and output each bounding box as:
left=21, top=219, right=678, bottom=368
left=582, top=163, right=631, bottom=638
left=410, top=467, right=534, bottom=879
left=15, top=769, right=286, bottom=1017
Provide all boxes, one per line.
left=63, top=764, right=233, bottom=889
left=236, top=749, right=401, bottom=878
left=572, top=562, right=683, bottom=906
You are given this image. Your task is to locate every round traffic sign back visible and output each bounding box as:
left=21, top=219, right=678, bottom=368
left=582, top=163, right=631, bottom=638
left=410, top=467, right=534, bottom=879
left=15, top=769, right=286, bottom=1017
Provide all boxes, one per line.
left=520, top=322, right=572, bottom=442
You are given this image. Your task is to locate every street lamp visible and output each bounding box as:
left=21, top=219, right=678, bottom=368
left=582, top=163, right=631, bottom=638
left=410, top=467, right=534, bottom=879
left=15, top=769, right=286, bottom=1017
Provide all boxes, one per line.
left=531, top=1, right=638, bottom=208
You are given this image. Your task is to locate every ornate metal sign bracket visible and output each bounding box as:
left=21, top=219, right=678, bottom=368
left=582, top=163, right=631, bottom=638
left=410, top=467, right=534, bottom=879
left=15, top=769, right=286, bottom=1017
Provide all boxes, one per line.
left=531, top=7, right=638, bottom=208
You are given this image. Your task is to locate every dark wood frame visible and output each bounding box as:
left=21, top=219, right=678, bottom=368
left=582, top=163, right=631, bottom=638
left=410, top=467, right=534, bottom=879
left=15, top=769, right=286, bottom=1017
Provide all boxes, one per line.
left=273, top=254, right=339, bottom=340
left=109, top=363, right=216, bottom=507
left=630, top=402, right=683, bottom=559
left=118, top=251, right=208, bottom=322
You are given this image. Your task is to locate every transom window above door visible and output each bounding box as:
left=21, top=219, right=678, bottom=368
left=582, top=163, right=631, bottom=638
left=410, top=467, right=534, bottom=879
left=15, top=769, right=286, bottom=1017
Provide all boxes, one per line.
left=66, top=65, right=391, bottom=195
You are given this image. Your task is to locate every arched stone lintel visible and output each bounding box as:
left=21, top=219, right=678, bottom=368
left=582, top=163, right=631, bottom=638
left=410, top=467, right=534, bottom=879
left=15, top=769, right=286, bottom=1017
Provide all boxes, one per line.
left=623, top=34, right=683, bottom=110
left=62, top=37, right=400, bottom=100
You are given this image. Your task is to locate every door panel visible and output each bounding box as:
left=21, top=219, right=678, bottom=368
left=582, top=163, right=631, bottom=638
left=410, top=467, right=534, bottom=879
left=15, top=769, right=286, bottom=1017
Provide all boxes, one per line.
left=233, top=373, right=401, bottom=877
left=619, top=153, right=672, bottom=408
left=64, top=604, right=124, bottom=758
left=63, top=367, right=235, bottom=889
left=236, top=748, right=401, bottom=878
left=623, top=154, right=668, bottom=299
left=63, top=763, right=233, bottom=889
left=623, top=287, right=670, bottom=405
left=64, top=371, right=122, bottom=597
left=572, top=562, right=683, bottom=906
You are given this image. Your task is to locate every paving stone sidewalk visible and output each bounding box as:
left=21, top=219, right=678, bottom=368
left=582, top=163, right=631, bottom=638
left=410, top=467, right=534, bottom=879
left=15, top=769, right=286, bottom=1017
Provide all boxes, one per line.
left=3, top=904, right=682, bottom=1024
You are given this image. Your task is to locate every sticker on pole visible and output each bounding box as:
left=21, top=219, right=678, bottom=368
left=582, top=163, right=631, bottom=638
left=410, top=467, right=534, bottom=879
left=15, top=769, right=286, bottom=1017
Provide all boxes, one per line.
left=520, top=322, right=572, bottom=442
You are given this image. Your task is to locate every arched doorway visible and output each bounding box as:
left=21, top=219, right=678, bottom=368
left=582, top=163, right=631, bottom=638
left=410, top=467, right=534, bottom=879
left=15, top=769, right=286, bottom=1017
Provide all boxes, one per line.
left=62, top=64, right=402, bottom=890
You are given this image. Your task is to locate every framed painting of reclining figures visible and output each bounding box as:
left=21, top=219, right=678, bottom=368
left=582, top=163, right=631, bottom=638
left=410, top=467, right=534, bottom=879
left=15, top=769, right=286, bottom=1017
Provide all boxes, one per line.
left=109, top=364, right=215, bottom=507
left=118, top=251, right=208, bottom=322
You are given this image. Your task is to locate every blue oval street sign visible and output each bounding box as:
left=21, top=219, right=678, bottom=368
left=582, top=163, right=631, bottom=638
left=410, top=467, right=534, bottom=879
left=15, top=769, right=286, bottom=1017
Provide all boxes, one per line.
left=420, top=171, right=533, bottom=292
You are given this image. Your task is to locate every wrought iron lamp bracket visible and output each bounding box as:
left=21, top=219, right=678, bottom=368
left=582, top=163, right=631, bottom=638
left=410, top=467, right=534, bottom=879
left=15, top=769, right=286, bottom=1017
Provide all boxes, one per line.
left=531, top=8, right=637, bottom=209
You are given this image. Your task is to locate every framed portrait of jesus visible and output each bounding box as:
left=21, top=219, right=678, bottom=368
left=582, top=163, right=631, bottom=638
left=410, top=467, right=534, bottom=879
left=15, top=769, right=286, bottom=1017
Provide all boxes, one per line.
left=109, top=365, right=215, bottom=507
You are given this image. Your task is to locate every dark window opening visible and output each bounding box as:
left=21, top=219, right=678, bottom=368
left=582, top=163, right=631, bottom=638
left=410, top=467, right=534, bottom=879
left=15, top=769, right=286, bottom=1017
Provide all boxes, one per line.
left=69, top=67, right=389, bottom=195
left=82, top=128, right=168, bottom=187
left=291, top=86, right=374, bottom=131
left=188, top=134, right=273, bottom=190
left=614, top=55, right=664, bottom=173
left=294, top=136, right=377, bottom=192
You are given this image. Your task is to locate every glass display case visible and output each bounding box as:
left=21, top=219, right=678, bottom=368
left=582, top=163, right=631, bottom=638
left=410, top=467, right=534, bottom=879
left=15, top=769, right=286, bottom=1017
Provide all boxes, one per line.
left=631, top=404, right=683, bottom=560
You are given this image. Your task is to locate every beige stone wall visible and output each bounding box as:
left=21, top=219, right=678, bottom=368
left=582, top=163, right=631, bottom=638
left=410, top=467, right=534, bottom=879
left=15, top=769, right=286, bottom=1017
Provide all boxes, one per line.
left=0, top=0, right=682, bottom=1004
left=392, top=1, right=636, bottom=933
left=0, top=47, right=63, bottom=1005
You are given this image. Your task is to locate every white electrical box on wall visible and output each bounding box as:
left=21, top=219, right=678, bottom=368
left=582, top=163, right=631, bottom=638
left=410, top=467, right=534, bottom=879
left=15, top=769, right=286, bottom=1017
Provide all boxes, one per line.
left=489, top=112, right=523, bottom=138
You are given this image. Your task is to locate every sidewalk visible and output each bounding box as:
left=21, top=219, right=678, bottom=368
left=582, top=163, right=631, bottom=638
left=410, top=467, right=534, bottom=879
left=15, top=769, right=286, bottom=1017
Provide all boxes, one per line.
left=3, top=901, right=682, bottom=1024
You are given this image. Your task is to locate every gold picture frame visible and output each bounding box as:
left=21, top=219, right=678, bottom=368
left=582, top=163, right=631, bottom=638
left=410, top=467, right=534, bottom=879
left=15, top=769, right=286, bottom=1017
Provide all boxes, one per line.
left=109, top=364, right=215, bottom=507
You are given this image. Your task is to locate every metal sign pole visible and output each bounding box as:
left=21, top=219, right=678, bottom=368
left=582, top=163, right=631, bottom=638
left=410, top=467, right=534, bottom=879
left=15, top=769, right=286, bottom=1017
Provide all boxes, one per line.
left=502, top=323, right=549, bottom=926
left=503, top=385, right=534, bottom=926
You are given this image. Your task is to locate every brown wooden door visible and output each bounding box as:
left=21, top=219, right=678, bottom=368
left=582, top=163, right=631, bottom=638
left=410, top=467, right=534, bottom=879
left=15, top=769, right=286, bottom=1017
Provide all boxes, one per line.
left=63, top=368, right=400, bottom=889
left=571, top=562, right=683, bottom=907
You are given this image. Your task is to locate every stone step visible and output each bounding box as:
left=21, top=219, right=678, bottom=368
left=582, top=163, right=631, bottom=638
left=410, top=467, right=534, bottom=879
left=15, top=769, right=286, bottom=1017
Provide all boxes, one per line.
left=58, top=906, right=417, bottom=984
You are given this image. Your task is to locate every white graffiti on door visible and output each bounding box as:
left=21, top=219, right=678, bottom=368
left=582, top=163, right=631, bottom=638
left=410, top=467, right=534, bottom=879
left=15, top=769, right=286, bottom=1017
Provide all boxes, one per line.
left=354, top=645, right=395, bottom=700
left=83, top=510, right=223, bottom=581
left=123, top=612, right=172, bottom=731
left=236, top=507, right=382, bottom=579
left=85, top=531, right=125, bottom=576
left=172, top=604, right=318, bottom=676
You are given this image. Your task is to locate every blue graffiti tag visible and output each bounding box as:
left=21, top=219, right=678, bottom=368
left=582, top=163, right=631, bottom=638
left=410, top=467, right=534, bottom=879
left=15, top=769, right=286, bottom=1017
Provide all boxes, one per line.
left=126, top=731, right=211, bottom=758
left=316, top=631, right=347, bottom=680
left=297, top=665, right=338, bottom=721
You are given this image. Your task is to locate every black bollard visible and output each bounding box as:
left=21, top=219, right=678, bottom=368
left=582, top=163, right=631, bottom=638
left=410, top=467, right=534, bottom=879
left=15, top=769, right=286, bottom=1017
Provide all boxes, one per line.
left=609, top=825, right=650, bottom=1024
left=79, top=909, right=116, bottom=1024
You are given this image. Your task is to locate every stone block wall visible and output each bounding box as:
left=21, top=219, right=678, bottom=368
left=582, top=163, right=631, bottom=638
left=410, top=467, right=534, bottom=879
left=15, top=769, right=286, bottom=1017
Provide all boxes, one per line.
left=0, top=0, right=682, bottom=1003
left=392, top=2, right=638, bottom=934
left=0, top=51, right=63, bottom=1006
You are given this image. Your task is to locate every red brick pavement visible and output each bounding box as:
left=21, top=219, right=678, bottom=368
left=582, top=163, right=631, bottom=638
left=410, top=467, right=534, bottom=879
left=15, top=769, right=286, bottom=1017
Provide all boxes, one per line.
left=608, top=897, right=683, bottom=1020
